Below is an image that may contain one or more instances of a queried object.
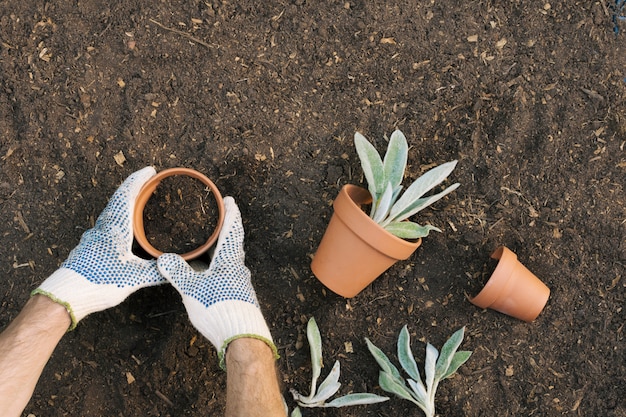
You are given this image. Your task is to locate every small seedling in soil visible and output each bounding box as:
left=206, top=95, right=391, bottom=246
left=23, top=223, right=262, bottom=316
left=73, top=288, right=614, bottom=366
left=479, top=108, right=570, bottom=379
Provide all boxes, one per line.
left=289, top=317, right=388, bottom=415
left=354, top=130, right=459, bottom=239
left=366, top=326, right=471, bottom=417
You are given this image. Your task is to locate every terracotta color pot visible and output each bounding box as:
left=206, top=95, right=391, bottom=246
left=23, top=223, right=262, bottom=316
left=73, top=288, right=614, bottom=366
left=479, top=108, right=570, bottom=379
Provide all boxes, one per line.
left=470, top=246, right=550, bottom=322
left=133, top=168, right=225, bottom=261
left=311, top=184, right=422, bottom=298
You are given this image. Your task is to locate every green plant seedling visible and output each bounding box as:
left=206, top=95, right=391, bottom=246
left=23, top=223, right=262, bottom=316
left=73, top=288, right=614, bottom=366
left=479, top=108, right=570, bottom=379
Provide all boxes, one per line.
left=290, top=407, right=302, bottom=417
left=354, top=130, right=460, bottom=239
left=366, top=326, right=471, bottom=417
left=290, top=317, right=389, bottom=412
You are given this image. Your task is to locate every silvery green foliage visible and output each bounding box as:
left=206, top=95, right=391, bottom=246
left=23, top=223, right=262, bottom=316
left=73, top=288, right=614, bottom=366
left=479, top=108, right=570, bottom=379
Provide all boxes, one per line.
left=290, top=317, right=389, bottom=411
left=290, top=407, right=302, bottom=417
left=366, top=326, right=471, bottom=417
left=354, top=130, right=460, bottom=239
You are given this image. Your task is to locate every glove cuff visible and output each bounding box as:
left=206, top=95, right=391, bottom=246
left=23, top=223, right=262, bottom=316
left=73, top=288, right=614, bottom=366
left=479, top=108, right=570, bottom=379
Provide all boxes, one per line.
left=182, top=297, right=278, bottom=369
left=32, top=267, right=123, bottom=330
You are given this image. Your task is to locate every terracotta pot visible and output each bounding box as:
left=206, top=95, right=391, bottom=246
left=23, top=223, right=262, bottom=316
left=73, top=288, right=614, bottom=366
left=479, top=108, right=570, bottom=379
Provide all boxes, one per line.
left=470, top=246, right=550, bottom=322
left=133, top=167, right=225, bottom=261
left=311, top=184, right=422, bottom=298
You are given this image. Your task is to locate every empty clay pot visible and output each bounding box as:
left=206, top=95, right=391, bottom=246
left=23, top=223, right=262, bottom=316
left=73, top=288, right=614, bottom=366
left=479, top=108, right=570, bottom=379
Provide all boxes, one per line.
left=133, top=167, right=225, bottom=260
left=311, top=184, right=421, bottom=298
left=470, top=246, right=550, bottom=322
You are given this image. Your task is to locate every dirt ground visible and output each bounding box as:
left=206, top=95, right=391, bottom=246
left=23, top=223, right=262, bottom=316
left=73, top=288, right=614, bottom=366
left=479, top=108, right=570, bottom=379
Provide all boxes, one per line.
left=1, top=1, right=625, bottom=416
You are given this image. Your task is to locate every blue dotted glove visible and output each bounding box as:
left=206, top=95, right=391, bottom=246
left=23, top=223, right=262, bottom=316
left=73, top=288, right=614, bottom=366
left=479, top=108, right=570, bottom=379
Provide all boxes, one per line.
left=32, top=166, right=165, bottom=329
left=157, top=197, right=277, bottom=368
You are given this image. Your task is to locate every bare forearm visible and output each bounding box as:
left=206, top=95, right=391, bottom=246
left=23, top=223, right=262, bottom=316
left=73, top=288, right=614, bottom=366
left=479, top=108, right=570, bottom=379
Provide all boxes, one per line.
left=225, top=338, right=287, bottom=417
left=0, top=295, right=70, bottom=417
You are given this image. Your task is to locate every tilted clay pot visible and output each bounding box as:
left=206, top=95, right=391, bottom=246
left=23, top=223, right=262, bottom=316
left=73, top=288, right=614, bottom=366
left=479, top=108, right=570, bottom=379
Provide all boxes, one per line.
left=311, top=184, right=421, bottom=298
left=470, top=246, right=550, bottom=322
left=133, top=167, right=225, bottom=261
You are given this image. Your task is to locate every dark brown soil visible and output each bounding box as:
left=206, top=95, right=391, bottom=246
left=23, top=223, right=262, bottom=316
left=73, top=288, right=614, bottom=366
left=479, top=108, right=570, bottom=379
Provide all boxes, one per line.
left=1, top=1, right=624, bottom=416
left=142, top=174, right=220, bottom=256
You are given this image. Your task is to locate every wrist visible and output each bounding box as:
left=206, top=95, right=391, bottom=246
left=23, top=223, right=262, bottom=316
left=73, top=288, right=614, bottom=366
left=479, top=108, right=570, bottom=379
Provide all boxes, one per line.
left=226, top=338, right=278, bottom=370
left=26, top=295, right=72, bottom=331
left=33, top=267, right=137, bottom=330
left=182, top=298, right=277, bottom=368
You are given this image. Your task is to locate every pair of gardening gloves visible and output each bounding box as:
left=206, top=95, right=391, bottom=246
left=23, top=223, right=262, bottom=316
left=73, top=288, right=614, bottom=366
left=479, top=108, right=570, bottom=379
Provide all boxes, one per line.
left=32, top=166, right=277, bottom=367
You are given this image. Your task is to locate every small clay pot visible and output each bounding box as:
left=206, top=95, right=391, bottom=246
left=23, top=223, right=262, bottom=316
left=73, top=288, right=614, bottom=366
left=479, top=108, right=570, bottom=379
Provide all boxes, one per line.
left=133, top=167, right=225, bottom=261
left=311, top=184, right=421, bottom=298
left=470, top=246, right=550, bottom=322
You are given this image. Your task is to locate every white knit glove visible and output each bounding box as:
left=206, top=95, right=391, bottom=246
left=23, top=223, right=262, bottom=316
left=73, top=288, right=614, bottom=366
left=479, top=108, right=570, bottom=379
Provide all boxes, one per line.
left=32, top=166, right=165, bottom=330
left=157, top=197, right=277, bottom=368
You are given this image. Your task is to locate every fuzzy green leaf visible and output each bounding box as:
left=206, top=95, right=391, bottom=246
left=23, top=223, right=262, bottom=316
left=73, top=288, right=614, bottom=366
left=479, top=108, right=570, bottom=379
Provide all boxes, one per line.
left=378, top=371, right=416, bottom=404
left=372, top=182, right=394, bottom=223
left=324, top=393, right=389, bottom=408
left=424, top=343, right=438, bottom=394
left=407, top=379, right=433, bottom=417
left=383, top=130, right=408, bottom=191
left=365, top=338, right=403, bottom=381
left=290, top=407, right=302, bottom=417
left=384, top=221, right=441, bottom=239
left=407, top=378, right=428, bottom=404
left=397, top=325, right=421, bottom=382
left=441, top=351, right=472, bottom=380
left=386, top=160, right=458, bottom=222
left=435, top=327, right=465, bottom=380
left=313, top=360, right=342, bottom=403
left=391, top=185, right=403, bottom=206
left=384, top=182, right=460, bottom=226
left=354, top=132, right=385, bottom=201
left=306, top=317, right=323, bottom=399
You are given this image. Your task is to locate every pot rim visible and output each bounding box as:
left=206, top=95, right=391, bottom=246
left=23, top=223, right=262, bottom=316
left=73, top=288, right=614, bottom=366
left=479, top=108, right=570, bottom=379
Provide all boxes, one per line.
left=469, top=246, right=518, bottom=308
left=132, top=167, right=225, bottom=260
left=334, top=184, right=421, bottom=259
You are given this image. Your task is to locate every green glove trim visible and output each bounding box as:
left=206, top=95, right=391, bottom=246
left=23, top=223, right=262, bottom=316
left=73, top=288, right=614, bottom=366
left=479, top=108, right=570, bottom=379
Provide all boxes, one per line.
left=30, top=289, right=77, bottom=331
left=219, top=334, right=280, bottom=370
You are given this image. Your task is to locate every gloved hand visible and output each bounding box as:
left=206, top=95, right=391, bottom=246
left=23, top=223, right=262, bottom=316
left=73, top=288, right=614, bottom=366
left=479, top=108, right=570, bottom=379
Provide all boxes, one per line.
left=32, top=166, right=166, bottom=330
left=157, top=196, right=277, bottom=368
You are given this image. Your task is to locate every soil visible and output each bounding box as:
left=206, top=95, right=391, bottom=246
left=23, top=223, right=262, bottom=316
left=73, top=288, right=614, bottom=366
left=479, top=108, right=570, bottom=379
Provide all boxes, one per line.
left=0, top=1, right=624, bottom=416
left=142, top=174, right=220, bottom=256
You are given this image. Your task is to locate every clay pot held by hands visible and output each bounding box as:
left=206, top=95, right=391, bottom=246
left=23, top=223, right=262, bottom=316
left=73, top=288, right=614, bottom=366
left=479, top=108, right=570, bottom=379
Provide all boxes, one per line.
left=133, top=167, right=225, bottom=261
left=470, top=246, right=550, bottom=322
left=311, top=184, right=421, bottom=298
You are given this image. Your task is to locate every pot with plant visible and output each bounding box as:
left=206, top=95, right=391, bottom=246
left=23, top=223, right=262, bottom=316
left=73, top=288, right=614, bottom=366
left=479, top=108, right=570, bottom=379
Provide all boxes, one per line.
left=311, top=130, right=460, bottom=297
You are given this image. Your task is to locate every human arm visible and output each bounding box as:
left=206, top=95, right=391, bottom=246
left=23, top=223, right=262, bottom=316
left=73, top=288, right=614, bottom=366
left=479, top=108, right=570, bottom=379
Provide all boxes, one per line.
left=0, top=295, right=70, bottom=417
left=0, top=166, right=165, bottom=416
left=157, top=197, right=286, bottom=417
left=225, top=338, right=287, bottom=417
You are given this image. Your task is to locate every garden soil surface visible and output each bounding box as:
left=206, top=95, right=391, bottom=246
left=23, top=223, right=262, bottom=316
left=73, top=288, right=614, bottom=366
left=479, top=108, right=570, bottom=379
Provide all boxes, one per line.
left=1, top=1, right=625, bottom=416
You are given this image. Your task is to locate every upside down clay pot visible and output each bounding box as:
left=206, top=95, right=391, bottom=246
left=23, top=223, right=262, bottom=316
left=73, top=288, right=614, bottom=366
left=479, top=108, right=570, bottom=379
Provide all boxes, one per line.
left=470, top=246, right=550, bottom=322
left=311, top=184, right=422, bottom=298
left=133, top=167, right=225, bottom=261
